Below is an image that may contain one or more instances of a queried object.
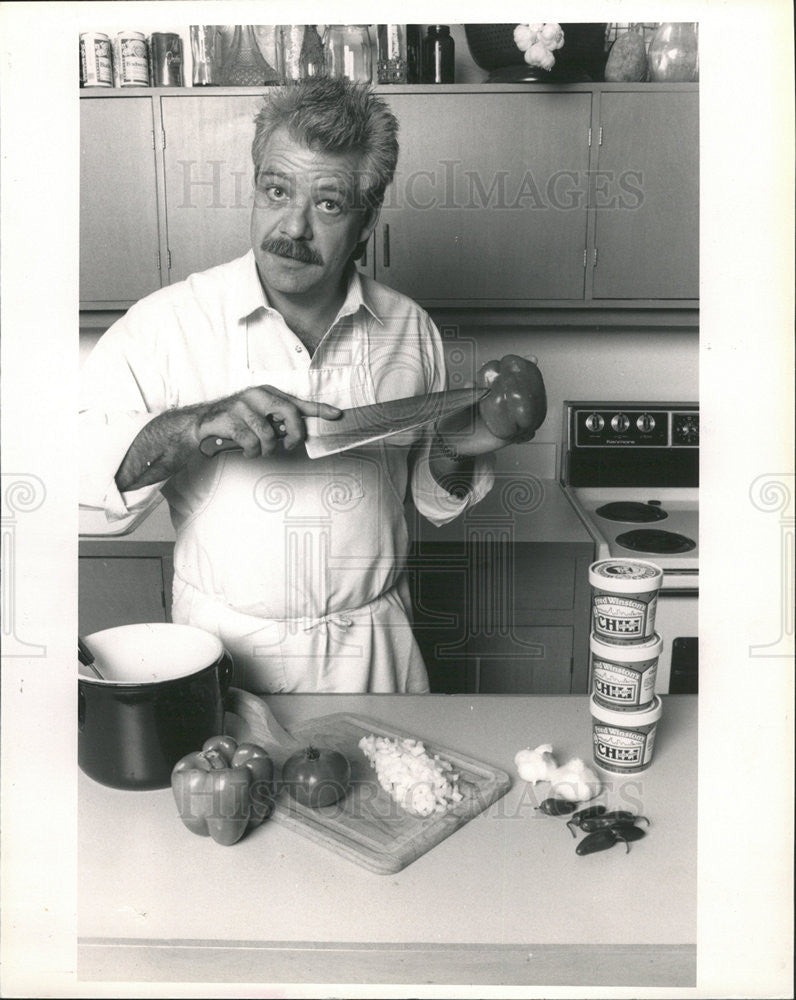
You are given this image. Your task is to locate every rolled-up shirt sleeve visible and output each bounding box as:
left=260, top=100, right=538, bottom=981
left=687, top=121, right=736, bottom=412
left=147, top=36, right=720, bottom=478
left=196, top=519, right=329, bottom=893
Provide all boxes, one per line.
left=407, top=313, right=496, bottom=527
left=410, top=437, right=496, bottom=526
left=79, top=308, right=169, bottom=524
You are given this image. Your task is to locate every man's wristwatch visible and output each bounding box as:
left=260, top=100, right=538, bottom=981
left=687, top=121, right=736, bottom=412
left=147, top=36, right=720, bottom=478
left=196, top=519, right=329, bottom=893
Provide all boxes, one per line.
left=433, top=426, right=470, bottom=464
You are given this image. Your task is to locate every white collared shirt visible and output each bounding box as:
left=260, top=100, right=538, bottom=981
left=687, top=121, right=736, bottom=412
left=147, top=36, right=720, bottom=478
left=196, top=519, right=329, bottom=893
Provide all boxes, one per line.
left=80, top=251, right=494, bottom=624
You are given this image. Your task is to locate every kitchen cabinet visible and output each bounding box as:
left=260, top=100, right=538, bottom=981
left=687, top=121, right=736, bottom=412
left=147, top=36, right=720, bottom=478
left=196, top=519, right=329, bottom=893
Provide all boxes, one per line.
left=588, top=90, right=699, bottom=299
left=80, top=97, right=163, bottom=307
left=375, top=92, right=592, bottom=302
left=158, top=93, right=373, bottom=286
left=78, top=542, right=174, bottom=635
left=78, top=84, right=699, bottom=314
left=159, top=95, right=260, bottom=284
left=408, top=540, right=592, bottom=694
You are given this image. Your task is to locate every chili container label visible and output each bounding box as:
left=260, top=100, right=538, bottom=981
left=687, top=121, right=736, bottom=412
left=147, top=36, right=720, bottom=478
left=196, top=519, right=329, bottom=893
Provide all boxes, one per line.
left=593, top=723, right=656, bottom=769
left=592, top=658, right=657, bottom=707
left=593, top=595, right=657, bottom=639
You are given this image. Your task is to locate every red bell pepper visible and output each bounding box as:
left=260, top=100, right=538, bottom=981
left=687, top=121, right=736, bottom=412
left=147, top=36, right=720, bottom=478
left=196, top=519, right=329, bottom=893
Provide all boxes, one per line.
left=477, top=354, right=547, bottom=442
left=171, top=735, right=274, bottom=846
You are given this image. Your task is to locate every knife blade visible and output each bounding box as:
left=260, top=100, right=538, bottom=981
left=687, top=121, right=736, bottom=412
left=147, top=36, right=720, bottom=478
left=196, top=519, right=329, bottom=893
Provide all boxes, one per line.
left=199, top=386, right=488, bottom=460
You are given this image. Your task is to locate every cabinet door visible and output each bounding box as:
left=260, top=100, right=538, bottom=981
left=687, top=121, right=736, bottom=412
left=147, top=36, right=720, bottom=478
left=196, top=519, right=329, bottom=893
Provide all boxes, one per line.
left=79, top=557, right=167, bottom=636
left=375, top=92, right=592, bottom=303
left=592, top=91, right=699, bottom=299
left=160, top=96, right=260, bottom=283
left=160, top=95, right=374, bottom=285
left=475, top=627, right=573, bottom=694
left=80, top=98, right=162, bottom=305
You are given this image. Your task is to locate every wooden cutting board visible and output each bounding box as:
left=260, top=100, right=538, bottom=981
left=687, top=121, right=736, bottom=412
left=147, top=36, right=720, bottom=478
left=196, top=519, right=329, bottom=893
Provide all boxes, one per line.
left=224, top=689, right=512, bottom=875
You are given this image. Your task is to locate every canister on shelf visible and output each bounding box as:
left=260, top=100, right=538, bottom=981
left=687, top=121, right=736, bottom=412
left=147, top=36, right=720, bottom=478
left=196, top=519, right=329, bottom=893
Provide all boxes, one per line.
left=150, top=32, right=184, bottom=87
left=80, top=32, right=113, bottom=88
left=114, top=30, right=150, bottom=87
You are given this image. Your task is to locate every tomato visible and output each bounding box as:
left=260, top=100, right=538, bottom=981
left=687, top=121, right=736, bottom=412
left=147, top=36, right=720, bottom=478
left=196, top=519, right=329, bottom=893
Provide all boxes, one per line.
left=281, top=745, right=351, bottom=808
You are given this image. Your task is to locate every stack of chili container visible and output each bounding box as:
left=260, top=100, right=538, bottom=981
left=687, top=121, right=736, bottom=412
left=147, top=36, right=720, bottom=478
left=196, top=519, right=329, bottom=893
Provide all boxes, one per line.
left=587, top=559, right=664, bottom=774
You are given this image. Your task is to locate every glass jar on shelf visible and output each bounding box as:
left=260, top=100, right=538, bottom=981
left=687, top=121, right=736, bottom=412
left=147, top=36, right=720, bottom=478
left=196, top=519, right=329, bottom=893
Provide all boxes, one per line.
left=280, top=25, right=304, bottom=81
left=322, top=25, right=372, bottom=82
left=377, top=25, right=408, bottom=83
left=647, top=22, right=699, bottom=82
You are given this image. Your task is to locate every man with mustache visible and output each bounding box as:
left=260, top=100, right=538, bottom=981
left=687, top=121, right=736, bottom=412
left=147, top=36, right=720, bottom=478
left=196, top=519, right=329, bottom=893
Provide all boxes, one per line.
left=80, top=78, right=546, bottom=693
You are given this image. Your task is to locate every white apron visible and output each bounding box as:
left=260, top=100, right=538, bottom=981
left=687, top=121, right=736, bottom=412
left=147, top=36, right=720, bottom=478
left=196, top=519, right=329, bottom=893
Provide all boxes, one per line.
left=165, top=362, right=430, bottom=694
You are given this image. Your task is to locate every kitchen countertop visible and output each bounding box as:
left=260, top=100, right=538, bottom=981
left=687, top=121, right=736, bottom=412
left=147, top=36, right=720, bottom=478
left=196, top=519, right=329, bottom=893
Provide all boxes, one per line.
left=79, top=478, right=592, bottom=548
left=78, top=694, right=696, bottom=989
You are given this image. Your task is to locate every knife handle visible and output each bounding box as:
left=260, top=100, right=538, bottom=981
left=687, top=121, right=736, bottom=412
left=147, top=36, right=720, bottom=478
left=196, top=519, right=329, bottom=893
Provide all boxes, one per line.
left=199, top=416, right=287, bottom=458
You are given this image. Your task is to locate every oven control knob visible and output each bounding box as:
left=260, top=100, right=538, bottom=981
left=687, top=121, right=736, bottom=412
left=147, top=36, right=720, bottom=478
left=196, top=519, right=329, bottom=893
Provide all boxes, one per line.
left=611, top=413, right=630, bottom=433
left=636, top=413, right=656, bottom=433
left=585, top=412, right=604, bottom=433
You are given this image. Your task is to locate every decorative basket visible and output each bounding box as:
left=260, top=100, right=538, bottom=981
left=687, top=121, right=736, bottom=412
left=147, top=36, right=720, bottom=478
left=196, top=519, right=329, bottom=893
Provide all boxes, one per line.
left=464, top=23, right=608, bottom=81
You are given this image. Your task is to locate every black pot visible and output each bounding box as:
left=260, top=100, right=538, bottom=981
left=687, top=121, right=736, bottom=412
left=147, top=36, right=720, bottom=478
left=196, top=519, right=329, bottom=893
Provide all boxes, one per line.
left=78, top=623, right=233, bottom=790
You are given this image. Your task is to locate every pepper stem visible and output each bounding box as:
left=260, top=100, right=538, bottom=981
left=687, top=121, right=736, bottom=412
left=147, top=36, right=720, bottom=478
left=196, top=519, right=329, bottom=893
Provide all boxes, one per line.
left=201, top=748, right=228, bottom=770
left=305, top=746, right=320, bottom=761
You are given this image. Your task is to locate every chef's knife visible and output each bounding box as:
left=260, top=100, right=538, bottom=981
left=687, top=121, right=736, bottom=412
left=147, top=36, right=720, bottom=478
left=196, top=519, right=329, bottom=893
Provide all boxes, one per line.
left=199, top=386, right=488, bottom=459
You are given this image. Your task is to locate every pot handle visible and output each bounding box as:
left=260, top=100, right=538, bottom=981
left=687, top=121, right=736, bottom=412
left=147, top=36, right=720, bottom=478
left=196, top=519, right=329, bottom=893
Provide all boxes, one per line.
left=218, top=651, right=234, bottom=694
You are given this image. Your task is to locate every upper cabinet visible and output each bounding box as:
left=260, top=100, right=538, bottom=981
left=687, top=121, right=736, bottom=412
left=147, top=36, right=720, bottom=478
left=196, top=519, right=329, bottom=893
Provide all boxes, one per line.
left=160, top=95, right=260, bottom=283
left=80, top=97, right=163, bottom=306
left=376, top=92, right=592, bottom=303
left=79, top=84, right=698, bottom=312
left=588, top=90, right=698, bottom=300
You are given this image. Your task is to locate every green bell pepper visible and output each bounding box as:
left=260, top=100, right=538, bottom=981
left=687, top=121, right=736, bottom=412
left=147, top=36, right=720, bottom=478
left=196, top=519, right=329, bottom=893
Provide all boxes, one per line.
left=171, top=735, right=274, bottom=846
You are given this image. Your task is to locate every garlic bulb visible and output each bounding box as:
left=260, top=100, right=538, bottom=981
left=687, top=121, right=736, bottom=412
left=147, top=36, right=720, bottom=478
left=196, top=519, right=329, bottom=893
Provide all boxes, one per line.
left=513, top=22, right=565, bottom=69
left=514, top=743, right=558, bottom=783
left=549, top=757, right=602, bottom=802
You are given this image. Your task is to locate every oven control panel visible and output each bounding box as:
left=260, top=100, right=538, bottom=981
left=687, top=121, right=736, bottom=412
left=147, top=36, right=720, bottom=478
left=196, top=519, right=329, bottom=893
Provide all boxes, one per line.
left=572, top=406, right=699, bottom=448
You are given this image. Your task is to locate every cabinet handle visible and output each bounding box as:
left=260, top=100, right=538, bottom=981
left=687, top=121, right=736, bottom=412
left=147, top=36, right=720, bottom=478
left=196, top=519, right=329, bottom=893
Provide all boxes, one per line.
left=383, top=224, right=390, bottom=268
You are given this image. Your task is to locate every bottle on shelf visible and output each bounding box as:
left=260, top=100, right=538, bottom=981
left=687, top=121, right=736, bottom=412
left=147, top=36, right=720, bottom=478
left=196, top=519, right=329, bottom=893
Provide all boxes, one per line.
left=405, top=24, right=421, bottom=83
left=421, top=25, right=454, bottom=84
left=189, top=25, right=221, bottom=86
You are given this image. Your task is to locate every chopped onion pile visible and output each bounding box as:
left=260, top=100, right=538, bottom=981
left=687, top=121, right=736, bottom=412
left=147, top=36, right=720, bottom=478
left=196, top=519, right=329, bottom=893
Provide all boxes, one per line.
left=358, top=734, right=464, bottom=817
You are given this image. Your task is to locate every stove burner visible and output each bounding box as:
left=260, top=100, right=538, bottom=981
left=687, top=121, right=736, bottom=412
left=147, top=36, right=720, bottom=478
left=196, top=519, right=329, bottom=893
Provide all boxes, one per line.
left=596, top=501, right=668, bottom=523
left=616, top=529, right=696, bottom=554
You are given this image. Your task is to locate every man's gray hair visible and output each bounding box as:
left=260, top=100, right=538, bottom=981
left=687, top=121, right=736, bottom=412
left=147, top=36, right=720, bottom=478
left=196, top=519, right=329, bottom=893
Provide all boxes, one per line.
left=252, top=78, right=400, bottom=210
